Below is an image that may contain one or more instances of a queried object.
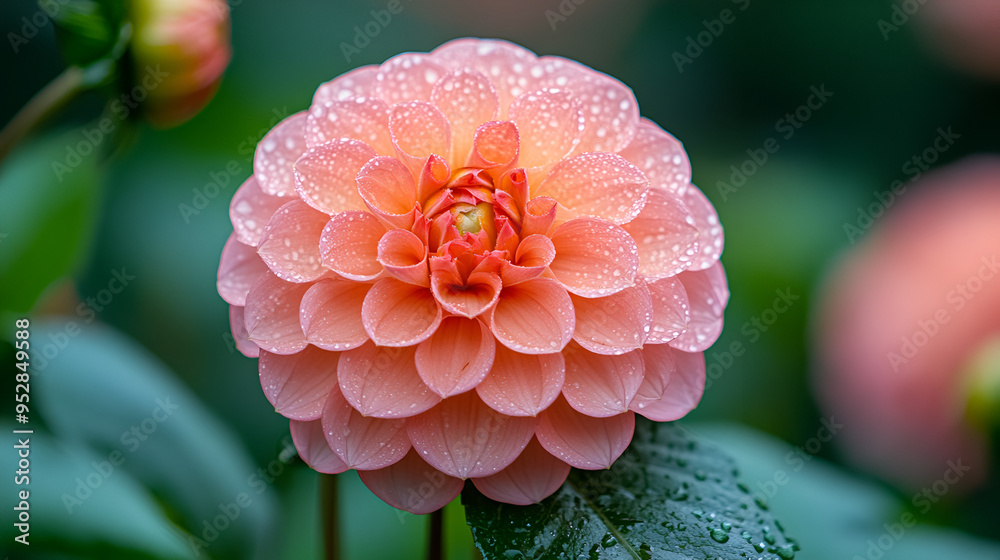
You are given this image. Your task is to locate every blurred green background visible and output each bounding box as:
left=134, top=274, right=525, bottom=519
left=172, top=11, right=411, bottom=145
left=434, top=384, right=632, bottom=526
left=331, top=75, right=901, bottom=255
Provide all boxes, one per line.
left=1, top=0, right=998, bottom=558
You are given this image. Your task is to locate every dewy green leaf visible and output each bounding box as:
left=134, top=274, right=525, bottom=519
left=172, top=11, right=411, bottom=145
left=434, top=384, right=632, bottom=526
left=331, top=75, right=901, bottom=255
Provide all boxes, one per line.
left=463, top=419, right=799, bottom=559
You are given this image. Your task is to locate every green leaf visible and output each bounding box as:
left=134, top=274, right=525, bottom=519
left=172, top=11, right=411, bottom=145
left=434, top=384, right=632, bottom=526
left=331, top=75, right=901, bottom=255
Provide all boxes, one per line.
left=463, top=419, right=798, bottom=559
left=49, top=0, right=127, bottom=67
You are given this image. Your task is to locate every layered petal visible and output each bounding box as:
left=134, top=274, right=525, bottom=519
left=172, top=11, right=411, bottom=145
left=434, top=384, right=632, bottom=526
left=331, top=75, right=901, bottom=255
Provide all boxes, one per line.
left=430, top=39, right=541, bottom=114
left=322, top=387, right=410, bottom=470
left=630, top=344, right=704, bottom=421
left=549, top=217, right=639, bottom=297
left=319, top=210, right=385, bottom=281
left=535, top=396, right=635, bottom=470
left=259, top=346, right=339, bottom=421
left=489, top=277, right=575, bottom=354
left=499, top=234, right=555, bottom=286
left=375, top=53, right=447, bottom=104
left=228, top=305, right=259, bottom=358
left=358, top=449, right=464, bottom=514
left=466, top=120, right=519, bottom=171
left=537, top=152, right=648, bottom=225
left=570, top=285, right=653, bottom=355
left=229, top=176, right=287, bottom=246
left=293, top=139, right=376, bottom=214
left=430, top=259, right=502, bottom=319
left=622, top=188, right=700, bottom=278
left=377, top=229, right=429, bottom=286
left=669, top=262, right=728, bottom=352
left=257, top=200, right=329, bottom=283
left=312, top=65, right=378, bottom=106
left=618, top=118, right=691, bottom=196
left=337, top=342, right=440, bottom=418
left=356, top=156, right=418, bottom=229
left=415, top=317, right=495, bottom=397
left=476, top=345, right=565, bottom=417
left=289, top=419, right=348, bottom=474
left=683, top=186, right=724, bottom=271
left=254, top=111, right=308, bottom=196
left=244, top=271, right=310, bottom=354
left=646, top=276, right=691, bottom=344
left=300, top=278, right=371, bottom=351
left=472, top=437, right=570, bottom=505
left=431, top=68, right=499, bottom=165
left=509, top=89, right=583, bottom=177
left=305, top=97, right=393, bottom=155
left=362, top=278, right=442, bottom=347
left=562, top=344, right=644, bottom=417
left=389, top=101, right=451, bottom=175
left=218, top=234, right=269, bottom=306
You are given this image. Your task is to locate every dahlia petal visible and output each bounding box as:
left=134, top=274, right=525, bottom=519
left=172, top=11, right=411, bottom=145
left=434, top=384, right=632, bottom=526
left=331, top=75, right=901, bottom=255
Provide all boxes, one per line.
left=338, top=342, right=440, bottom=418
left=570, top=284, right=653, bottom=355
left=312, top=65, right=379, bottom=106
left=305, top=97, right=393, bottom=155
left=244, top=271, right=310, bottom=354
left=466, top=120, right=519, bottom=171
left=229, top=305, right=260, bottom=358
left=415, top=316, right=495, bottom=397
left=406, top=391, right=536, bottom=478
left=646, top=276, right=691, bottom=344
left=629, top=344, right=704, bottom=421
left=430, top=68, right=499, bottom=165
left=361, top=278, right=442, bottom=347
left=293, top=138, right=376, bottom=214
left=375, top=53, right=448, bottom=105
left=472, top=437, right=570, bottom=506
left=508, top=89, right=583, bottom=175
left=499, top=234, right=555, bottom=286
left=562, top=344, right=644, bottom=417
left=321, top=387, right=410, bottom=470
left=319, top=211, right=385, bottom=281
left=430, top=39, right=541, bottom=115
left=357, top=156, right=418, bottom=229
left=259, top=347, right=339, bottom=421
left=623, top=188, right=700, bottom=278
left=548, top=217, right=639, bottom=298
left=300, top=278, right=371, bottom=351
left=289, top=419, right=348, bottom=474
left=535, top=396, right=635, bottom=470
left=520, top=196, right=557, bottom=238
left=618, top=118, right=691, bottom=197
left=358, top=449, right=464, bottom=514
left=218, top=234, right=269, bottom=306
left=257, top=200, right=329, bottom=283
left=537, top=152, right=648, bottom=225
left=489, top=277, right=575, bottom=354
left=389, top=101, right=452, bottom=176
left=669, top=262, right=728, bottom=352
left=476, top=345, right=565, bottom=417
left=254, top=111, right=308, bottom=197
left=377, top=229, right=429, bottom=286
left=430, top=265, right=502, bottom=319
left=683, top=186, right=725, bottom=270
left=229, top=176, right=287, bottom=246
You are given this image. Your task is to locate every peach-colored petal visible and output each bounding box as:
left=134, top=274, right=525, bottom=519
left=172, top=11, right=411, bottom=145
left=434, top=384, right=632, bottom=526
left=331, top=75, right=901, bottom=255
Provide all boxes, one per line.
left=562, top=344, right=644, bottom=417
left=229, top=305, right=259, bottom=358
left=415, top=316, right=495, bottom=397
left=375, top=53, right=448, bottom=104
left=646, top=276, right=691, bottom=344
left=319, top=211, right=385, bottom=281
left=508, top=89, right=583, bottom=177
left=244, top=271, right=310, bottom=355
left=472, top=437, right=570, bottom=505
left=669, top=262, right=728, bottom=352
left=356, top=156, right=418, bottom=229
left=257, top=200, right=329, bottom=283
left=338, top=342, right=440, bottom=418
left=254, top=111, right=308, bottom=197
left=623, top=188, right=700, bottom=278
left=430, top=260, right=502, bottom=319
left=570, top=284, right=653, bottom=355
left=229, top=176, right=287, bottom=246
left=389, top=101, right=452, bottom=176
left=289, top=419, right=348, bottom=474
left=218, top=234, right=269, bottom=306
left=683, top=185, right=724, bottom=271
left=549, top=217, right=639, bottom=297
left=618, top=118, right=691, bottom=197
left=293, top=139, right=376, bottom=214
left=465, top=121, right=519, bottom=171
left=312, top=65, right=378, bottom=106
left=489, top=277, right=575, bottom=354
left=430, top=39, right=541, bottom=115
left=499, top=234, right=555, bottom=286
left=305, top=97, right=393, bottom=155
left=358, top=449, right=464, bottom=514
left=259, top=346, right=339, bottom=421
left=406, top=391, right=536, bottom=478
left=361, top=278, right=442, bottom=347
left=431, top=68, right=499, bottom=165
left=630, top=344, right=704, bottom=421
left=537, top=152, right=648, bottom=225
left=300, top=278, right=371, bottom=351
left=535, top=396, right=635, bottom=470
left=321, top=387, right=410, bottom=470
left=377, top=229, right=429, bottom=286
left=520, top=196, right=557, bottom=238
left=476, top=345, right=565, bottom=417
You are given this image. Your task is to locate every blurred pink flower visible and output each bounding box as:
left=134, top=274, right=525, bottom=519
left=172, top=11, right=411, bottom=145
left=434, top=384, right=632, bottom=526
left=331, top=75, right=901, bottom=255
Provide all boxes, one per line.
left=218, top=39, right=727, bottom=513
left=816, top=156, right=1000, bottom=491
left=918, top=0, right=1000, bottom=80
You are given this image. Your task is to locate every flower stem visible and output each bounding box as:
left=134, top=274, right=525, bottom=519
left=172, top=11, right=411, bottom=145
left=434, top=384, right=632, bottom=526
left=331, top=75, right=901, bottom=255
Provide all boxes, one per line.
left=428, top=508, right=444, bottom=560
left=322, top=474, right=341, bottom=560
left=0, top=66, right=86, bottom=166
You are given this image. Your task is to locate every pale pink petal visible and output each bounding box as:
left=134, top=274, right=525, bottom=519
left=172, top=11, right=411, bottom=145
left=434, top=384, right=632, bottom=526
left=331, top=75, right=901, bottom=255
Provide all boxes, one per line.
left=244, top=271, right=310, bottom=355
left=377, top=229, right=429, bottom=286
left=218, top=234, right=269, bottom=306
left=259, top=347, right=339, bottom=421
left=229, top=305, right=259, bottom=358
left=508, top=89, right=583, bottom=176
left=300, top=278, right=371, bottom=351
left=406, top=391, right=536, bottom=478
left=537, top=152, right=648, bottom=225
left=254, top=112, right=308, bottom=196
left=375, top=53, right=448, bottom=105
left=431, top=68, right=499, bottom=165
left=618, top=118, right=691, bottom=197
left=548, top=217, right=639, bottom=297
left=489, top=277, right=575, bottom=354
left=305, top=97, right=393, bottom=155
left=229, top=176, right=287, bottom=246
left=322, top=387, right=410, bottom=470
left=319, top=211, right=385, bottom=281
left=312, top=65, right=378, bottom=106
left=570, top=285, right=653, bottom=355
left=430, top=39, right=541, bottom=115
left=683, top=185, right=724, bottom=270
left=389, top=101, right=452, bottom=176
left=257, top=200, right=329, bottom=283
left=358, top=449, right=464, bottom=514
left=562, top=344, right=644, bottom=417
left=629, top=344, right=704, bottom=421
left=361, top=278, right=442, bottom=347
left=535, top=396, right=635, bottom=470
left=465, top=121, right=519, bottom=171
left=499, top=234, right=555, bottom=286
left=415, top=317, right=495, bottom=397
left=622, top=188, right=700, bottom=278
left=293, top=139, right=376, bottom=214
left=290, top=419, right=348, bottom=474
left=472, top=437, right=570, bottom=505
left=669, top=262, right=728, bottom=352
left=476, top=345, right=565, bottom=417
left=338, top=342, right=440, bottom=418
left=357, top=156, right=418, bottom=229
left=646, top=276, right=691, bottom=344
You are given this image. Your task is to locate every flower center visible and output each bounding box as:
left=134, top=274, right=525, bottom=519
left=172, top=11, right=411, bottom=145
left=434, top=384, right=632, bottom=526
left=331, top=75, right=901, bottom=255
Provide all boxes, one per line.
left=451, top=202, right=494, bottom=237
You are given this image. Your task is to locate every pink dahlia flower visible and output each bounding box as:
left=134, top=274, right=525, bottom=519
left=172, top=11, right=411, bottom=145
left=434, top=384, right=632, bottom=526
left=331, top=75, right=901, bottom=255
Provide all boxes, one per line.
left=816, top=157, right=1000, bottom=491
left=218, top=39, right=727, bottom=513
